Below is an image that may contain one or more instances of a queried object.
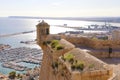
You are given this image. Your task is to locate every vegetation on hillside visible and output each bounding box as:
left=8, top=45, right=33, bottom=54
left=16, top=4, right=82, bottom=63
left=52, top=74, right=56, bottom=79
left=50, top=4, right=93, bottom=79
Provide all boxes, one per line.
left=51, top=40, right=64, bottom=50
left=61, top=53, right=84, bottom=71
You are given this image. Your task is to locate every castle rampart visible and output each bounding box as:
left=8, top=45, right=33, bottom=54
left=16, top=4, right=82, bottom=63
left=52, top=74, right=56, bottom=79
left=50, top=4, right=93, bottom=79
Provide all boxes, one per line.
left=36, top=21, right=114, bottom=80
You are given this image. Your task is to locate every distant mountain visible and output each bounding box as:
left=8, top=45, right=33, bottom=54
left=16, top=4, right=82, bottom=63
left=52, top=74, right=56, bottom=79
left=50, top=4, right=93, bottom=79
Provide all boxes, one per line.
left=8, top=16, right=120, bottom=23
left=8, top=16, right=41, bottom=19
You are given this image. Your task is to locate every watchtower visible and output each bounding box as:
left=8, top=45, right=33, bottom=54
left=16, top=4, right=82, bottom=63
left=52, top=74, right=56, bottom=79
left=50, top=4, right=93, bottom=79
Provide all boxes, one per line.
left=36, top=20, right=50, bottom=47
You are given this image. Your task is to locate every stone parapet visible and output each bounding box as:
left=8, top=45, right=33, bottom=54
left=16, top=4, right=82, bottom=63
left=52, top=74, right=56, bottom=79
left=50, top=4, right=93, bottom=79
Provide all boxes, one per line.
left=71, top=68, right=113, bottom=80
left=88, top=51, right=120, bottom=58
left=62, top=35, right=120, bottom=49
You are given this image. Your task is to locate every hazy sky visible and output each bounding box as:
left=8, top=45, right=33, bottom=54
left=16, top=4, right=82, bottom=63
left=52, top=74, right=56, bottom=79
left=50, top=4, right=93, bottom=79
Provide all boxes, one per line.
left=0, top=0, right=120, bottom=17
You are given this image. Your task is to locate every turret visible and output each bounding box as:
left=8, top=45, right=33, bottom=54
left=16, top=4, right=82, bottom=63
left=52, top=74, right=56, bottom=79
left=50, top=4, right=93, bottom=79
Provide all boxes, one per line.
left=36, top=20, right=50, bottom=47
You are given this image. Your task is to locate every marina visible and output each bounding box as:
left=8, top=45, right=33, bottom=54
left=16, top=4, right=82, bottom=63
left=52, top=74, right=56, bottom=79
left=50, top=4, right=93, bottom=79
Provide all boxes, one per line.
left=0, top=47, right=42, bottom=74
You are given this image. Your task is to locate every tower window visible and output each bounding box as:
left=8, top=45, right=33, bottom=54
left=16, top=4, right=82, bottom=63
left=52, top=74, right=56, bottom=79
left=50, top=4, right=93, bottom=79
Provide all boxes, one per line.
left=46, top=28, right=49, bottom=35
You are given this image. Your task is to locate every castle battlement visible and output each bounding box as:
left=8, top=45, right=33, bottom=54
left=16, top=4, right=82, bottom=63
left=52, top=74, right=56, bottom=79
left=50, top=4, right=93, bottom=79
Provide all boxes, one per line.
left=36, top=21, right=113, bottom=80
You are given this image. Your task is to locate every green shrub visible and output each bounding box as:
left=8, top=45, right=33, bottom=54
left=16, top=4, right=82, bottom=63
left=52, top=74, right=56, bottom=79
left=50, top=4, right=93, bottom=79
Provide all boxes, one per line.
left=9, top=71, right=16, bottom=79
left=51, top=40, right=59, bottom=48
left=64, top=53, right=74, bottom=62
left=56, top=45, right=64, bottom=50
left=76, top=61, right=84, bottom=70
left=51, top=40, right=64, bottom=50
left=71, top=60, right=85, bottom=71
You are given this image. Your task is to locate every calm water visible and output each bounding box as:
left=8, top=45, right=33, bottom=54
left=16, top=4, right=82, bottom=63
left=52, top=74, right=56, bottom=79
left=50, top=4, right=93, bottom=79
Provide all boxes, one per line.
left=1, top=18, right=120, bottom=48
left=0, top=17, right=120, bottom=74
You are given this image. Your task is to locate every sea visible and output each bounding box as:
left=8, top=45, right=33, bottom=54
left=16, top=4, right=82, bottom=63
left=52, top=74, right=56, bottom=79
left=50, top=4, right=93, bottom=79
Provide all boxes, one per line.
left=0, top=17, right=120, bottom=74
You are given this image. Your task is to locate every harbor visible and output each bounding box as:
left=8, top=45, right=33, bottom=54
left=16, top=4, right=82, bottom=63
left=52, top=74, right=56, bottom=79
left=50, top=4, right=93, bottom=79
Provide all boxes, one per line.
left=0, top=47, right=42, bottom=74
left=1, top=18, right=120, bottom=79
left=52, top=22, right=120, bottom=32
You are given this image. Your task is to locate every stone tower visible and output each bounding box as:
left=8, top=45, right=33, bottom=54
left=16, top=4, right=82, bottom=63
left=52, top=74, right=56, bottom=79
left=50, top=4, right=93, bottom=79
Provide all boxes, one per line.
left=36, top=20, right=50, bottom=47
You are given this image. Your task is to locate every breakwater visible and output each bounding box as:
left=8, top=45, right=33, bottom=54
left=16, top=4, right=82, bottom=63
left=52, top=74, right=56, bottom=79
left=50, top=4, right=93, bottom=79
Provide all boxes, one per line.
left=0, top=30, right=35, bottom=37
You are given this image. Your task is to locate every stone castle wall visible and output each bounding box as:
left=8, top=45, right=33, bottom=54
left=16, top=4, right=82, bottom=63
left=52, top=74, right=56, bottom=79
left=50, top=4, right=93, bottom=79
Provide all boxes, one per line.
left=71, top=69, right=113, bottom=80
left=61, top=35, right=120, bottom=58
left=61, top=35, right=120, bottom=49
left=36, top=21, right=114, bottom=80
left=88, top=51, right=120, bottom=58
left=39, top=39, right=113, bottom=80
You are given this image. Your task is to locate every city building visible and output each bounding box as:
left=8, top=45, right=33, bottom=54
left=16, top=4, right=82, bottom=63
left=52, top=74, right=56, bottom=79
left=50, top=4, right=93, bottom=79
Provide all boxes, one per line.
left=112, top=30, right=120, bottom=41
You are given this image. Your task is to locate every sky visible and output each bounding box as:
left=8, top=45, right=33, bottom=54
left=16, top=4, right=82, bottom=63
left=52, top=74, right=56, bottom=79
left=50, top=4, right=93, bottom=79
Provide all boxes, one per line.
left=0, top=0, right=120, bottom=17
